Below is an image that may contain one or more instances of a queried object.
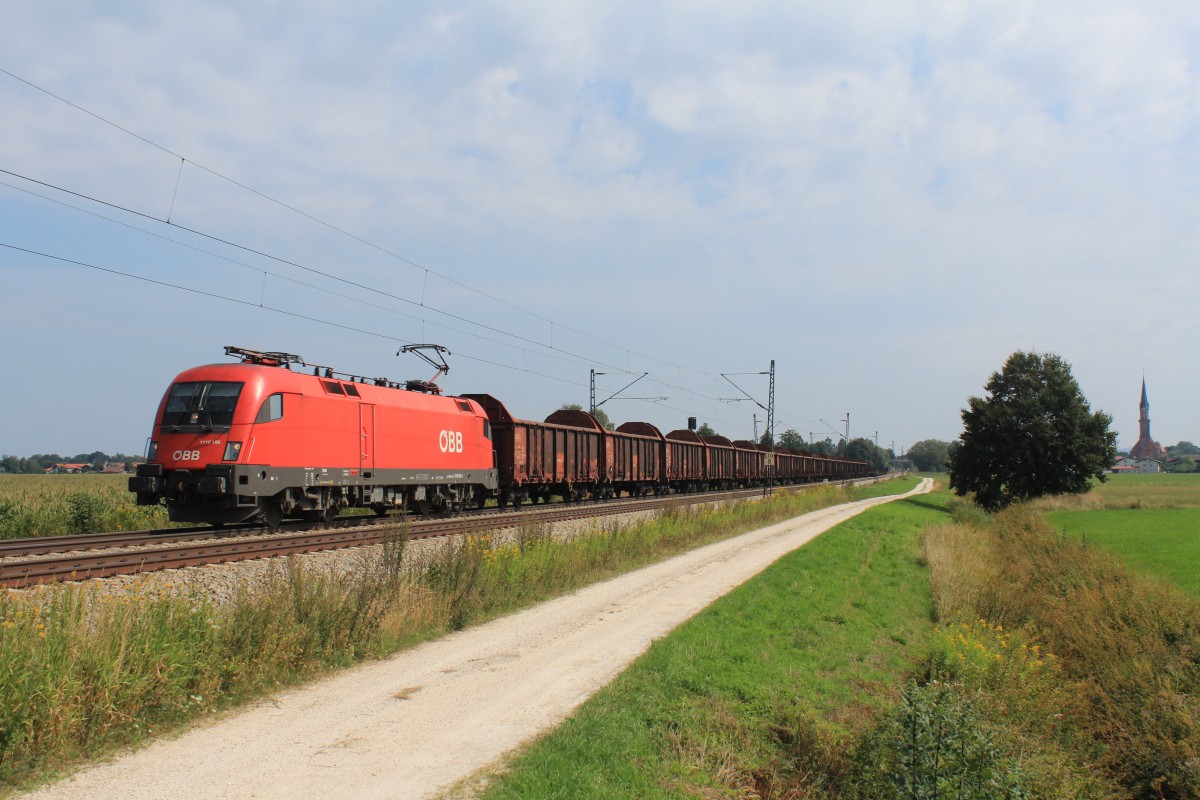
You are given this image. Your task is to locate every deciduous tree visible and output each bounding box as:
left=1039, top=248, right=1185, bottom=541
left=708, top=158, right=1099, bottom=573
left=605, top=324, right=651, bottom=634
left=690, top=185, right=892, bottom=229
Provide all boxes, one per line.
left=948, top=351, right=1116, bottom=511
left=845, top=437, right=889, bottom=473
left=779, top=429, right=806, bottom=450
left=559, top=403, right=614, bottom=431
left=907, top=439, right=951, bottom=472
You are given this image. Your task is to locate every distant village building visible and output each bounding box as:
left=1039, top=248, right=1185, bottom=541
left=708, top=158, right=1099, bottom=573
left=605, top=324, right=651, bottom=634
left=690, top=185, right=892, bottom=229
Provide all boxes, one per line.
left=1110, top=455, right=1162, bottom=474
left=1128, top=378, right=1167, bottom=461
left=45, top=463, right=90, bottom=474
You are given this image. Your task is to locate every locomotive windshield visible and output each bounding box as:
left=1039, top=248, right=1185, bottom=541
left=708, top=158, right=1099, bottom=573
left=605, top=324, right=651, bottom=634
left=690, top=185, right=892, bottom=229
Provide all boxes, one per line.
left=161, top=382, right=243, bottom=432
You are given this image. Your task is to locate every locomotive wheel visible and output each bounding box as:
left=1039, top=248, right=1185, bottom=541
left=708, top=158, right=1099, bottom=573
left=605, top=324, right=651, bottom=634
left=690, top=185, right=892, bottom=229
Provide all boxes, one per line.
left=304, top=505, right=340, bottom=523
left=261, top=501, right=283, bottom=529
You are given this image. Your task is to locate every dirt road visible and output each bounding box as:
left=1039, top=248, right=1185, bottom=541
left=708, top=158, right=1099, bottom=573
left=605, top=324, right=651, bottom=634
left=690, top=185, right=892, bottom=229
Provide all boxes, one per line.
left=23, top=480, right=931, bottom=800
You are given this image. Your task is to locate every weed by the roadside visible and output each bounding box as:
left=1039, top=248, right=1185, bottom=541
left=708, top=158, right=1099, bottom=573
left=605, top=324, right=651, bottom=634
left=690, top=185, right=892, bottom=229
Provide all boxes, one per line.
left=921, top=507, right=1200, bottom=799
left=852, top=680, right=1030, bottom=800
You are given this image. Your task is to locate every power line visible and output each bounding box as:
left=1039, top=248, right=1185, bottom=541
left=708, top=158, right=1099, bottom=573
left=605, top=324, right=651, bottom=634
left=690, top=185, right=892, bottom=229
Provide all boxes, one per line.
left=0, top=176, right=612, bottom=373
left=0, top=169, right=758, bottom=429
left=2, top=236, right=763, bottom=435
left=0, top=240, right=594, bottom=389
left=0, top=65, right=723, bottom=378
left=0, top=67, right=788, bottom=435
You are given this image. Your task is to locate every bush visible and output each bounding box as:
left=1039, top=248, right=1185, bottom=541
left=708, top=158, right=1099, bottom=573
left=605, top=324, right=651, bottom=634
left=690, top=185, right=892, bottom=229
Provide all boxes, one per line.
left=853, top=680, right=1030, bottom=800
left=922, top=508, right=1200, bottom=799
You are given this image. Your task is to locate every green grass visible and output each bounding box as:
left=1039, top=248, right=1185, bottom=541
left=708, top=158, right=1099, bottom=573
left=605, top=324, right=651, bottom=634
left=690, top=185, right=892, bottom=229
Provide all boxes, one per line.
left=479, top=491, right=942, bottom=799
left=0, top=477, right=916, bottom=796
left=1096, top=473, right=1200, bottom=507
left=1045, top=508, right=1200, bottom=596
left=0, top=474, right=172, bottom=538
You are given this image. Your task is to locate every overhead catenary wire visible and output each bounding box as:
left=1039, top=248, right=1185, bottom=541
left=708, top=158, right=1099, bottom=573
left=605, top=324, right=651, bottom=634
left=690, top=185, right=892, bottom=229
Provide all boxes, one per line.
left=0, top=237, right=757, bottom=431
left=0, top=176, right=617, bottom=374
left=0, top=66, right=798, bottom=436
left=0, top=170, right=756, bottom=430
left=1, top=236, right=761, bottom=434
left=0, top=65, right=722, bottom=379
left=0, top=242, right=592, bottom=391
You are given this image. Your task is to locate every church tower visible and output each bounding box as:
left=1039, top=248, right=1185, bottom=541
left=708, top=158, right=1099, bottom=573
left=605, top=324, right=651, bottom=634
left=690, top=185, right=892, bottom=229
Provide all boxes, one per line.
left=1129, top=378, right=1164, bottom=460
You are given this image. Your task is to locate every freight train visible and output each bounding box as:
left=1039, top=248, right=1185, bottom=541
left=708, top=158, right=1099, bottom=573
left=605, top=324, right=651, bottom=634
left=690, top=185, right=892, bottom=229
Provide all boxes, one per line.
left=129, top=347, right=873, bottom=526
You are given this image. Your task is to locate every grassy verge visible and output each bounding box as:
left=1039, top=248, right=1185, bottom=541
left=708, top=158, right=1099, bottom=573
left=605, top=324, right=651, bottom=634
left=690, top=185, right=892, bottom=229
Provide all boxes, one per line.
left=0, top=477, right=916, bottom=795
left=477, top=489, right=941, bottom=799
left=914, top=500, right=1200, bottom=799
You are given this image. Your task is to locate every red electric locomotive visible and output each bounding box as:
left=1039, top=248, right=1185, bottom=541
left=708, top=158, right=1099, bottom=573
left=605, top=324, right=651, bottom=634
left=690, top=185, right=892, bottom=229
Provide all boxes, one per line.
left=129, top=347, right=497, bottom=525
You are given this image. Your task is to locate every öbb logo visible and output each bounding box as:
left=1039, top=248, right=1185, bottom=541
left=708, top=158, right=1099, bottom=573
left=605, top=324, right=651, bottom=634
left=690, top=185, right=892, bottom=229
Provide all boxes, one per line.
left=438, top=430, right=463, bottom=453
left=173, top=450, right=202, bottom=462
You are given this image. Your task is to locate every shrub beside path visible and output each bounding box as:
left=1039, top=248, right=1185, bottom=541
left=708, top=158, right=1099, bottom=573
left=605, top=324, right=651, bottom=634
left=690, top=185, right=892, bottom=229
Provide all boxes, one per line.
left=22, top=480, right=931, bottom=800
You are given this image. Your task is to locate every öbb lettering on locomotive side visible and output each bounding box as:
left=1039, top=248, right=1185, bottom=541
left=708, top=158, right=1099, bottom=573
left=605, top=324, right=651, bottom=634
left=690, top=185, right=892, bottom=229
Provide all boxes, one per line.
left=129, top=347, right=874, bottom=527
left=438, top=430, right=464, bottom=453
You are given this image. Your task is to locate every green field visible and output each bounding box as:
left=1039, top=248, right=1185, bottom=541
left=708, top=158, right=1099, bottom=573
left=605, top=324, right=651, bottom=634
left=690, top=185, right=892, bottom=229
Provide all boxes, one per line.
left=1045, top=508, right=1200, bottom=596
left=477, top=478, right=1200, bottom=799
left=0, top=473, right=172, bottom=538
left=1030, top=472, right=1200, bottom=511
left=1093, top=472, right=1200, bottom=507
left=1034, top=473, right=1200, bottom=596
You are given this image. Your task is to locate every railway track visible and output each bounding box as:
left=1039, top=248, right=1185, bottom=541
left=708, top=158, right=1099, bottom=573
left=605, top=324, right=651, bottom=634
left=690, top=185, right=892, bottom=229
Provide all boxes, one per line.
left=0, top=486, right=781, bottom=589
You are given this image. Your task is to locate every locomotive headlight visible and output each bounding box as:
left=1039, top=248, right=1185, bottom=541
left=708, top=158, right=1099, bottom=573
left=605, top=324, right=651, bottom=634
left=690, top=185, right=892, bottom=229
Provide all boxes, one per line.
left=147, top=441, right=158, bottom=460
left=223, top=441, right=243, bottom=461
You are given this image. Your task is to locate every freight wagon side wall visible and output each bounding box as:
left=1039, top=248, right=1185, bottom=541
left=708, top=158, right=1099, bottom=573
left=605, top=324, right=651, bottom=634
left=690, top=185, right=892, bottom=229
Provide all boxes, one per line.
left=616, top=422, right=668, bottom=486
left=665, top=431, right=706, bottom=482
left=511, top=421, right=601, bottom=485
left=609, top=432, right=660, bottom=484
left=731, top=440, right=764, bottom=481
left=702, top=436, right=736, bottom=482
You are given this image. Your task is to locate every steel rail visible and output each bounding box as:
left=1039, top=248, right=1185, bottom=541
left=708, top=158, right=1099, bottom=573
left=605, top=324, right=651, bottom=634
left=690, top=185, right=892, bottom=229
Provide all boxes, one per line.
left=0, top=487, right=777, bottom=589
left=0, top=486, right=770, bottom=560
left=0, top=478, right=894, bottom=589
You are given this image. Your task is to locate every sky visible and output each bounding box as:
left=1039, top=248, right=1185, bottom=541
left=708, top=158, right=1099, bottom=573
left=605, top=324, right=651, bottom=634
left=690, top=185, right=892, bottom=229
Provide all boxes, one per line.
left=1, top=1, right=1197, bottom=458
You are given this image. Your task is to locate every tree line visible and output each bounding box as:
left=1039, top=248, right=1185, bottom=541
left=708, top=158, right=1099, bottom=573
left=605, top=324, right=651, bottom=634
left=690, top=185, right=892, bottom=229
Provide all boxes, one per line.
left=0, top=452, right=143, bottom=474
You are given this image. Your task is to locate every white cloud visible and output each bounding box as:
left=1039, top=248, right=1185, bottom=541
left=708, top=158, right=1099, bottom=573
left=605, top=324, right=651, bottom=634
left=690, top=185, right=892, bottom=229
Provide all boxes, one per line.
left=1, top=1, right=1199, bottom=452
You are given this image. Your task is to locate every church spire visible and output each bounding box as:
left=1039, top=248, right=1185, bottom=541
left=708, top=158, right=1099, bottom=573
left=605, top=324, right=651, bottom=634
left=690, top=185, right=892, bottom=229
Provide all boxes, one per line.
left=1130, top=377, right=1162, bottom=461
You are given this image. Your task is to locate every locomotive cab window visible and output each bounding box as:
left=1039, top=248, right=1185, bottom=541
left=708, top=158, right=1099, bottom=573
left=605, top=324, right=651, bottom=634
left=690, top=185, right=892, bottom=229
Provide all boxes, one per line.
left=162, top=381, right=243, bottom=432
left=255, top=393, right=284, bottom=423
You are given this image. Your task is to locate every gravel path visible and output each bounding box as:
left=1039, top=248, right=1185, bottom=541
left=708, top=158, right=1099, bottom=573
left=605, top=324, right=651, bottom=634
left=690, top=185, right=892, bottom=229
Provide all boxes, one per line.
left=21, top=479, right=930, bottom=800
